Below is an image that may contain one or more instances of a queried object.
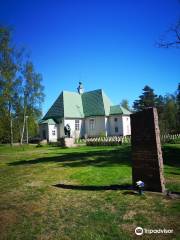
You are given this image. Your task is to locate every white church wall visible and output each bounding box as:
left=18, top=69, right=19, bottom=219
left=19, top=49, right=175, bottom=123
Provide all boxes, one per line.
left=85, top=116, right=106, bottom=137
left=122, top=115, right=131, bottom=136
left=40, top=115, right=131, bottom=141
left=108, top=115, right=123, bottom=136
left=48, top=124, right=58, bottom=142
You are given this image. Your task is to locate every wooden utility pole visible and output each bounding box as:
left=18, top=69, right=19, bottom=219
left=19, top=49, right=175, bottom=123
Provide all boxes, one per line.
left=10, top=116, right=13, bottom=146
left=25, top=115, right=29, bottom=144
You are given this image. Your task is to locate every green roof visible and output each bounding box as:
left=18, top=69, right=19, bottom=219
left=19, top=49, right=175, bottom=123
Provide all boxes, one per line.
left=42, top=89, right=130, bottom=121
left=39, top=118, right=57, bottom=124
left=43, top=92, right=64, bottom=119
left=120, top=106, right=132, bottom=115
left=64, top=91, right=84, bottom=118
left=110, top=105, right=131, bottom=115
left=43, top=91, right=84, bottom=120
left=102, top=90, right=113, bottom=115
left=82, top=89, right=112, bottom=117
left=110, top=105, right=123, bottom=115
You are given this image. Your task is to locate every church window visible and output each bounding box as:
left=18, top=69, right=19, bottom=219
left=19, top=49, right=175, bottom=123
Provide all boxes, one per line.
left=89, top=119, right=95, bottom=130
left=115, top=127, right=119, bottom=133
left=75, top=120, right=80, bottom=130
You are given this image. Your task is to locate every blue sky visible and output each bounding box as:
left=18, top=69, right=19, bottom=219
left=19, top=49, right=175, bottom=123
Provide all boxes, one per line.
left=0, top=0, right=180, bottom=114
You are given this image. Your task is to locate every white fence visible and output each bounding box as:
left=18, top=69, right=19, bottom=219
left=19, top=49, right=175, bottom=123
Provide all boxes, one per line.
left=86, top=136, right=131, bottom=146
left=161, top=134, right=180, bottom=143
left=75, top=134, right=180, bottom=146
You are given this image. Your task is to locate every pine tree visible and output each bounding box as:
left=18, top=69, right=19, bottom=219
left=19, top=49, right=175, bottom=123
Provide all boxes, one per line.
left=176, top=83, right=180, bottom=131
left=133, top=85, right=157, bottom=111
left=163, top=95, right=177, bottom=133
left=120, top=99, right=131, bottom=111
left=156, top=95, right=166, bottom=133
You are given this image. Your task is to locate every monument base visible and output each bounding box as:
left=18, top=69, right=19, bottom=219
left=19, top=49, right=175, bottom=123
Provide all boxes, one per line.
left=59, top=137, right=75, bottom=147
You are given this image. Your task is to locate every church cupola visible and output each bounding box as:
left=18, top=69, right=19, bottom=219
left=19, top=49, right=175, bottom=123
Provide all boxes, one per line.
left=77, top=82, right=84, bottom=94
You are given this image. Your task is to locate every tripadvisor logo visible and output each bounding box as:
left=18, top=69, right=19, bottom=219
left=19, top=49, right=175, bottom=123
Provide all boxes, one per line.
left=135, top=226, right=173, bottom=235
left=135, top=227, right=143, bottom=235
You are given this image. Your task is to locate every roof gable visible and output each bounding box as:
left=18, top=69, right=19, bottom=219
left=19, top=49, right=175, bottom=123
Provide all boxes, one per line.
left=81, top=89, right=112, bottom=117
left=43, top=92, right=64, bottom=120
left=82, top=89, right=105, bottom=117
left=63, top=91, right=84, bottom=118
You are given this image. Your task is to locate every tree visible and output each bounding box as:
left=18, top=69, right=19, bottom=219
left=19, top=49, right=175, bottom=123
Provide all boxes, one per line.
left=162, top=94, right=177, bottom=133
left=0, top=26, right=20, bottom=145
left=0, top=26, right=44, bottom=144
left=176, top=83, right=180, bottom=131
left=133, top=84, right=180, bottom=134
left=120, top=99, right=130, bottom=111
left=133, top=85, right=157, bottom=111
left=20, top=61, right=44, bottom=144
left=156, top=95, right=166, bottom=133
left=157, top=18, right=180, bottom=48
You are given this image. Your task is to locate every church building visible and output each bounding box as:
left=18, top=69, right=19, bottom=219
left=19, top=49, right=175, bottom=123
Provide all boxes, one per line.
left=39, top=83, right=131, bottom=142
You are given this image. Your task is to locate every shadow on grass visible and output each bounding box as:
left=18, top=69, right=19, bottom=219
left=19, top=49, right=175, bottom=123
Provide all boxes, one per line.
left=168, top=172, right=180, bottom=176
left=162, top=145, right=180, bottom=167
left=9, top=146, right=132, bottom=168
left=53, top=183, right=132, bottom=191
left=122, top=191, right=138, bottom=195
left=8, top=145, right=180, bottom=168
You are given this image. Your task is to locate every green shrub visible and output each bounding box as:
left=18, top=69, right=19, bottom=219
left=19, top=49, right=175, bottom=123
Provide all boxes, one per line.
left=99, top=132, right=106, bottom=138
left=36, top=143, right=43, bottom=148
left=167, top=138, right=180, bottom=144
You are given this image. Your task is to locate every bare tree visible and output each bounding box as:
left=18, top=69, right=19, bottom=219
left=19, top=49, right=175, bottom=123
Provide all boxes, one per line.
left=157, top=19, right=180, bottom=48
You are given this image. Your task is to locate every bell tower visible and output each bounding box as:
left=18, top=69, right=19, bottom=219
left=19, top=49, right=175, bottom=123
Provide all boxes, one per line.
left=77, top=82, right=84, bottom=94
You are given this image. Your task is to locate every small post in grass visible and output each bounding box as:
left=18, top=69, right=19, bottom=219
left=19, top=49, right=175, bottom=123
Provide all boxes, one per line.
left=136, top=180, right=144, bottom=195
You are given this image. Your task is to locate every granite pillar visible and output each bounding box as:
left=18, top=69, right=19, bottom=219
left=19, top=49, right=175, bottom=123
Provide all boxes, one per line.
left=130, top=108, right=165, bottom=192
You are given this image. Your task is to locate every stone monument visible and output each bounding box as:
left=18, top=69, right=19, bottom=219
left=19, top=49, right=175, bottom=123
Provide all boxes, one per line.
left=130, top=107, right=165, bottom=192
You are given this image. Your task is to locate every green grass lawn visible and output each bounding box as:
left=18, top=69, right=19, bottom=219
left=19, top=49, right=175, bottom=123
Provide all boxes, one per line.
left=0, top=144, right=179, bottom=240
